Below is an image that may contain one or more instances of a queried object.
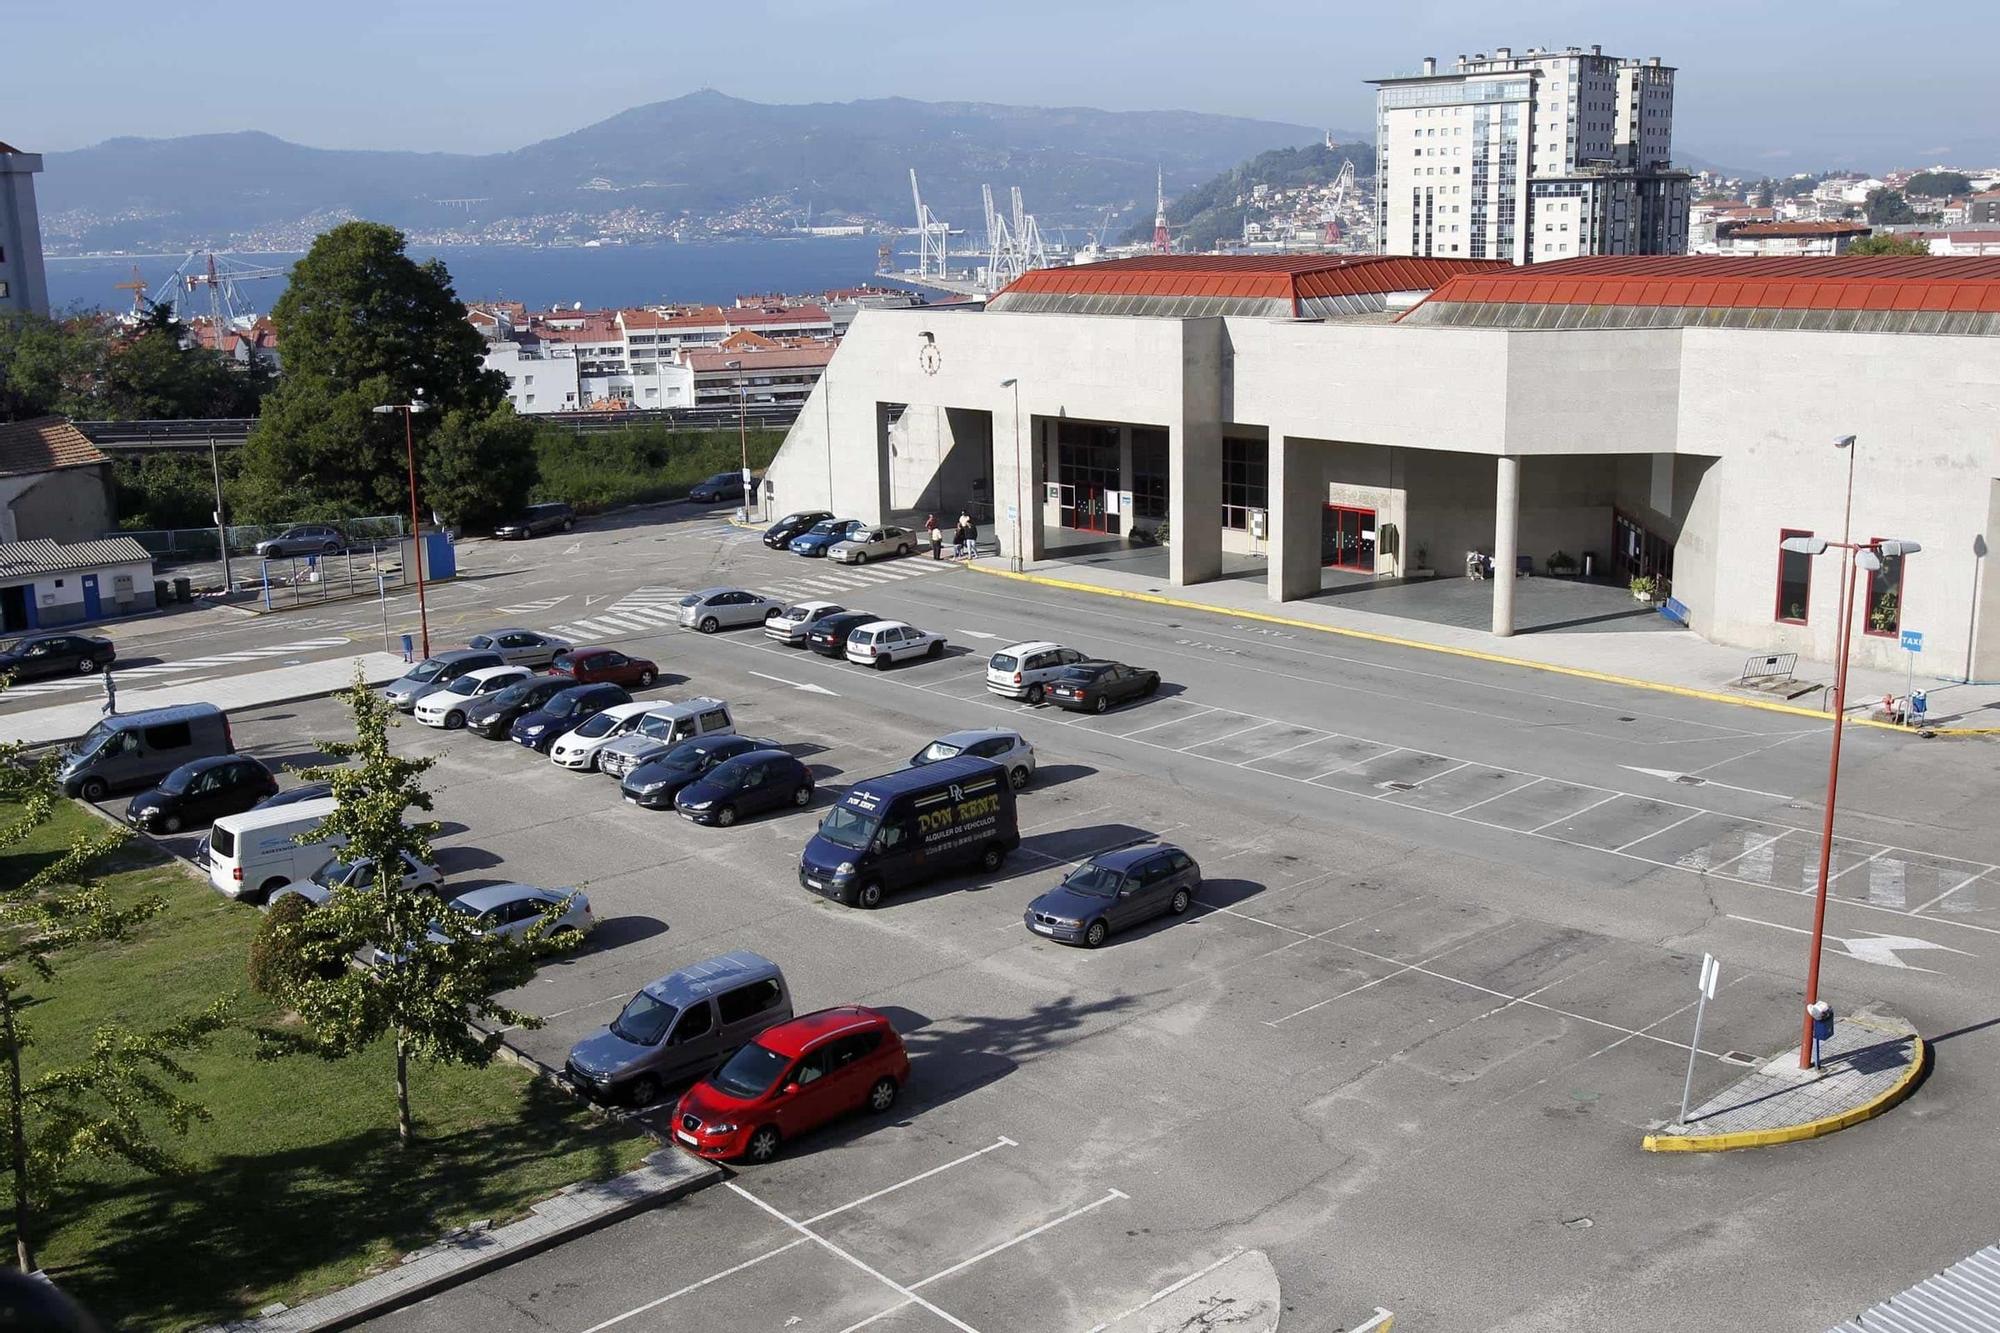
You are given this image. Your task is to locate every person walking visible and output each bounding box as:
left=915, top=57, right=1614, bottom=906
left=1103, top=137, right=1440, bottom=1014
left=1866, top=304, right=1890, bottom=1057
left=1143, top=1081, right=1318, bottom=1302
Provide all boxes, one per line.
left=100, top=667, right=117, bottom=717
left=926, top=514, right=943, bottom=561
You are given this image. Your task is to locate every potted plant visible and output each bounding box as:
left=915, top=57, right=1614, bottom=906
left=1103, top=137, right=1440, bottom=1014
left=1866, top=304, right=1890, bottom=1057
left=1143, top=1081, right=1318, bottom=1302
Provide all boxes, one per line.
left=1547, top=549, right=1577, bottom=577
left=1630, top=573, right=1658, bottom=602
left=1155, top=517, right=1171, bottom=548
left=1869, top=588, right=1899, bottom=635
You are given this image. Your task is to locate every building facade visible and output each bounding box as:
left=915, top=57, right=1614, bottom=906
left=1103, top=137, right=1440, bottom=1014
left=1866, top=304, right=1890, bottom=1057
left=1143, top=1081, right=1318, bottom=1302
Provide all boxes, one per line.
left=0, top=140, right=49, bottom=315
left=1372, top=46, right=1689, bottom=264
left=1711, top=220, right=1873, bottom=257
left=0, top=537, right=155, bottom=632
left=0, top=418, right=115, bottom=544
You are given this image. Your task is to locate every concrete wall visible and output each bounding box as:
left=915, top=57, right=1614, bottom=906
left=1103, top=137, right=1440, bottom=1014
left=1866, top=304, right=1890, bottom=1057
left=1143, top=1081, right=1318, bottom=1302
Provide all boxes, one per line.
left=7, top=467, right=114, bottom=544
left=886, top=406, right=992, bottom=516
left=9, top=557, right=156, bottom=626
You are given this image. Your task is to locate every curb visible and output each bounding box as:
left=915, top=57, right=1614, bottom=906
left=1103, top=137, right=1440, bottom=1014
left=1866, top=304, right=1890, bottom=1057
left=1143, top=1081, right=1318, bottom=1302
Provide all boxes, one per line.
left=1640, top=1024, right=1928, bottom=1153
left=963, top=564, right=2000, bottom=736
left=14, top=668, right=408, bottom=751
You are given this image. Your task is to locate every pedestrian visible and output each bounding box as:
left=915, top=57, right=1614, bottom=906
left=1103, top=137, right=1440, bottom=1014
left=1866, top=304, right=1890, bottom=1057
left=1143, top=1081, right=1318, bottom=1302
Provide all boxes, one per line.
left=958, top=512, right=977, bottom=560
left=926, top=514, right=943, bottom=561
left=100, top=667, right=117, bottom=717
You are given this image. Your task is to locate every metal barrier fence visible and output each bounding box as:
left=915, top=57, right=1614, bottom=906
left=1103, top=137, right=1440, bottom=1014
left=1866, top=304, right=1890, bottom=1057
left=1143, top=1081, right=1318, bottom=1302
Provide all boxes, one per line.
left=244, top=539, right=409, bottom=610
left=116, top=514, right=407, bottom=564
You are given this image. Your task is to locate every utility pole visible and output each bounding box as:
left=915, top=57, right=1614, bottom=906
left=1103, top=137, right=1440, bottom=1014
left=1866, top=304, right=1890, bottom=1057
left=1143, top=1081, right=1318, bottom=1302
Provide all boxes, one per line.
left=372, top=394, right=431, bottom=658
left=208, top=431, right=232, bottom=593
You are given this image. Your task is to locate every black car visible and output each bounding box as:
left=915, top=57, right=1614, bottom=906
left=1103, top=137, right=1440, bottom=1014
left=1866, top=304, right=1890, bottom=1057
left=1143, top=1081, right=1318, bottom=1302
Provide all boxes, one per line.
left=509, top=682, right=631, bottom=752
left=254, top=781, right=334, bottom=810
left=0, top=632, right=116, bottom=680
left=674, top=750, right=814, bottom=826
left=494, top=502, right=575, bottom=540
left=804, top=610, right=878, bottom=658
left=620, top=734, right=779, bottom=809
left=1024, top=844, right=1201, bottom=948
left=467, top=674, right=572, bottom=738
left=124, top=755, right=278, bottom=834
left=1047, top=660, right=1161, bottom=714
left=763, top=510, right=834, bottom=548
left=689, top=472, right=748, bottom=504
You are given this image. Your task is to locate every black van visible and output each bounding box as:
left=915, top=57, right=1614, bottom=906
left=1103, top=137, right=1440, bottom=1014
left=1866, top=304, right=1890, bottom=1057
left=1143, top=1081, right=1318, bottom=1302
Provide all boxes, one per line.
left=798, top=755, right=1019, bottom=909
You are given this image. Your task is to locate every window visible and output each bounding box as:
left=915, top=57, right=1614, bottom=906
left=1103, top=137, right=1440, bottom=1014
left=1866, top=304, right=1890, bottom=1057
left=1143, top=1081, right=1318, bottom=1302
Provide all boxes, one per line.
left=1221, top=438, right=1267, bottom=531
left=698, top=708, right=730, bottom=730
left=1775, top=531, right=1813, bottom=624
left=1865, top=541, right=1904, bottom=637
left=670, top=1002, right=714, bottom=1043
left=717, top=979, right=782, bottom=1025
left=143, top=721, right=193, bottom=749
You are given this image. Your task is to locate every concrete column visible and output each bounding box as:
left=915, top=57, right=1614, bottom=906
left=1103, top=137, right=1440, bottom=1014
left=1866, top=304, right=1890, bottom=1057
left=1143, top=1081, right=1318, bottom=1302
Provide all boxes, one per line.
left=1117, top=425, right=1135, bottom=536
left=1268, top=433, right=1322, bottom=602
left=1170, top=418, right=1223, bottom=586
left=1492, top=454, right=1520, bottom=636
left=992, top=395, right=1044, bottom=566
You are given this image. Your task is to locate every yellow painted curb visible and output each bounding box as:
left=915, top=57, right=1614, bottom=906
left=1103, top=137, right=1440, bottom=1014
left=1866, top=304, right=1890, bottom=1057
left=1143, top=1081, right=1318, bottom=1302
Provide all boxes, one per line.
left=1640, top=1024, right=1927, bottom=1153
left=964, top=564, right=2000, bottom=735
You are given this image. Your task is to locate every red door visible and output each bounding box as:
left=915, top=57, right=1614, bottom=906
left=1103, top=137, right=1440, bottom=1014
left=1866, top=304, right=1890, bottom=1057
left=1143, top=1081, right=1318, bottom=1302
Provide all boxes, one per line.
left=1322, top=506, right=1376, bottom=570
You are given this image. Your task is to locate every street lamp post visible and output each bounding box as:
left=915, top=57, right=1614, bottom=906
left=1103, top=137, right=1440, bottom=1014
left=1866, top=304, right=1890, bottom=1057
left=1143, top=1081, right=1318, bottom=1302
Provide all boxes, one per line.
left=371, top=394, right=431, bottom=658
left=999, top=378, right=1024, bottom=572
left=1781, top=530, right=1920, bottom=1067
left=208, top=431, right=233, bottom=594
left=725, top=359, right=751, bottom=521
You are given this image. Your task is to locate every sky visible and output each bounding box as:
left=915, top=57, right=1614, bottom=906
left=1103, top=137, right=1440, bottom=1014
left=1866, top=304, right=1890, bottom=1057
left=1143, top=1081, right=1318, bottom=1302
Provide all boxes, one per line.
left=6, top=0, right=1996, bottom=173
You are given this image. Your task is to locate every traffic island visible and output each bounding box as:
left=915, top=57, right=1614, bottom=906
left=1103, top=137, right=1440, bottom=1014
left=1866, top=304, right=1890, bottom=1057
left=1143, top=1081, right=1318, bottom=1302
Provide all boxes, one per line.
left=1642, top=1014, right=1925, bottom=1152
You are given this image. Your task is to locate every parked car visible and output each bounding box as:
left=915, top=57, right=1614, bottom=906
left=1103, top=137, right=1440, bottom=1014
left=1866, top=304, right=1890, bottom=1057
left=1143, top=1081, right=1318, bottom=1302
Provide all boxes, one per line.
left=124, top=754, right=278, bottom=833
left=764, top=600, right=845, bottom=646
left=383, top=649, right=505, bottom=712
left=788, top=518, right=865, bottom=558
left=620, top=734, right=779, bottom=809
left=674, top=750, right=815, bottom=826
left=1024, top=844, right=1201, bottom=948
left=799, top=756, right=1019, bottom=910
left=269, top=850, right=444, bottom=908
left=986, top=641, right=1090, bottom=705
left=595, top=698, right=736, bottom=780
left=673, top=1006, right=908, bottom=1163
left=0, top=631, right=115, bottom=680
left=465, top=674, right=571, bottom=739
left=804, top=610, right=878, bottom=658
left=566, top=951, right=793, bottom=1107
left=689, top=472, right=749, bottom=503
left=1047, top=660, right=1161, bottom=714
left=845, top=620, right=946, bottom=669
left=549, top=701, right=656, bottom=771
left=210, top=798, right=341, bottom=903
left=827, top=525, right=915, bottom=565
left=551, top=647, right=658, bottom=689
left=678, top=588, right=780, bottom=633
left=413, top=665, right=535, bottom=729
left=60, top=703, right=233, bottom=801
left=911, top=729, right=1036, bottom=790
left=510, top=682, right=632, bottom=752
left=253, top=781, right=334, bottom=811
left=764, top=510, right=834, bottom=548
left=255, top=524, right=345, bottom=558
left=466, top=628, right=571, bottom=667
left=493, top=502, right=574, bottom=540
left=432, top=883, right=592, bottom=942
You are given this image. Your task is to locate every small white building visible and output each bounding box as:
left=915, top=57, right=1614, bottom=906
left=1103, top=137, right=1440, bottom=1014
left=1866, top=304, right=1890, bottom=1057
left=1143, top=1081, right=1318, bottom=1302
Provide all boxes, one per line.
left=0, top=139, right=49, bottom=315
left=1713, top=220, right=1872, bottom=257
left=0, top=536, right=155, bottom=632
left=481, top=338, right=581, bottom=414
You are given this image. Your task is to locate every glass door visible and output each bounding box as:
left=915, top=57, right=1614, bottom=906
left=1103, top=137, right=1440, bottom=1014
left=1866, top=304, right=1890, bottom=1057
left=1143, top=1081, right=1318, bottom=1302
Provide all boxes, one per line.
left=1322, top=505, right=1376, bottom=570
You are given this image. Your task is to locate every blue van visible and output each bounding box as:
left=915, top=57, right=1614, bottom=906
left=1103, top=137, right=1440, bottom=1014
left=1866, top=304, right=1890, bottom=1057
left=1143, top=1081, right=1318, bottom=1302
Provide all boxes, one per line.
left=798, top=755, right=1019, bottom=909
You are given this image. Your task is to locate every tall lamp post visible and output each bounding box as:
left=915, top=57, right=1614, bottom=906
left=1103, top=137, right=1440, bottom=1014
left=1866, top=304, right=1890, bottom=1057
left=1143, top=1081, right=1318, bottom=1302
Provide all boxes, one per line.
left=207, top=430, right=233, bottom=594
left=724, top=358, right=751, bottom=521
left=999, top=378, right=1024, bottom=572
left=371, top=393, right=431, bottom=659
left=1781, top=530, right=1920, bottom=1067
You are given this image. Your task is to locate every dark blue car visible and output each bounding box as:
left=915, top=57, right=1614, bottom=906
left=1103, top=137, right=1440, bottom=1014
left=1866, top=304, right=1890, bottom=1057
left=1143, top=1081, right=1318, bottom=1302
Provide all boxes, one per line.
left=674, top=750, right=814, bottom=826
left=788, top=518, right=864, bottom=558
left=620, top=734, right=778, bottom=810
left=1024, top=844, right=1201, bottom=948
left=509, top=683, right=631, bottom=753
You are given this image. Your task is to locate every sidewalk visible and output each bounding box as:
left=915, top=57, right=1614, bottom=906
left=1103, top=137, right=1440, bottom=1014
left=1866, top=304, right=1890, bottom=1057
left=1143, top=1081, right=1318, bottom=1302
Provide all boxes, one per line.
left=203, top=1148, right=721, bottom=1333
left=1643, top=1014, right=1925, bottom=1152
left=968, top=557, right=2000, bottom=734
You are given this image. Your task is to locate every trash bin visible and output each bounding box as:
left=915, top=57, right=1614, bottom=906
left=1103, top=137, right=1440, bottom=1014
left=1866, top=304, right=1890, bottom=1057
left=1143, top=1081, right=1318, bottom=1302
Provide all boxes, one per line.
left=1582, top=552, right=1597, bottom=577
left=173, top=576, right=192, bottom=603
left=152, top=580, right=169, bottom=607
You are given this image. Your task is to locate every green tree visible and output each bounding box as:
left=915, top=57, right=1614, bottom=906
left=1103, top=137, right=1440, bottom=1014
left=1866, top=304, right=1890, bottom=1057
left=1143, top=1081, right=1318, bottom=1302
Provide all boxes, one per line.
left=0, top=721, right=230, bottom=1270
left=258, top=678, right=581, bottom=1146
left=238, top=221, right=535, bottom=528
left=1845, top=234, right=1932, bottom=257
left=1906, top=170, right=1972, bottom=199
left=0, top=312, right=101, bottom=422
left=1865, top=188, right=1918, bottom=225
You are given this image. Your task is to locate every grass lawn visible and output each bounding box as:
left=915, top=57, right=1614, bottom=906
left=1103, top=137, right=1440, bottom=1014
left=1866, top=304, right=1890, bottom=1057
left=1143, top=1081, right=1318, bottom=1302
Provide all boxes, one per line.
left=2, top=800, right=653, bottom=1331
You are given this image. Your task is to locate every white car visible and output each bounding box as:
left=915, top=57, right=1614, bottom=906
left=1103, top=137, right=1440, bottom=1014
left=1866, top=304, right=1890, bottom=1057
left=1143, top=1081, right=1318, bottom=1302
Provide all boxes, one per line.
left=413, top=665, right=535, bottom=729
left=986, top=641, right=1090, bottom=704
left=677, top=587, right=780, bottom=632
left=269, top=850, right=443, bottom=906
left=765, top=600, right=846, bottom=645
left=911, top=728, right=1037, bottom=790
left=432, top=884, right=593, bottom=942
left=467, top=628, right=572, bottom=667
left=845, top=620, right=946, bottom=669
left=549, top=701, right=656, bottom=771
left=827, top=525, right=916, bottom=565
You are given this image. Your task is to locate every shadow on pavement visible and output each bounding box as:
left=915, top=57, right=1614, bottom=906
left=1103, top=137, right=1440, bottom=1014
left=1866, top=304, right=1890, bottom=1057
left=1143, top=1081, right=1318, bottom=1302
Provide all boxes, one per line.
left=579, top=914, right=668, bottom=953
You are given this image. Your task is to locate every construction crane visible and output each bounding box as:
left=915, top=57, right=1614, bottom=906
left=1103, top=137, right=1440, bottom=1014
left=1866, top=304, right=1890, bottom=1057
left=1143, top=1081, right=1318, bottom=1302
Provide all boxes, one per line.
left=1321, top=158, right=1358, bottom=246
left=174, top=251, right=288, bottom=354
left=113, top=266, right=150, bottom=318
left=908, top=170, right=953, bottom=282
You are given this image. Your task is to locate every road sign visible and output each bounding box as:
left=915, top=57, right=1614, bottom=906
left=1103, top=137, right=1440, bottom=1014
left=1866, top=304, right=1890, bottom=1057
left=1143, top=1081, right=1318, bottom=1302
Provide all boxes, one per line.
left=1679, top=953, right=1721, bottom=1123
left=1900, top=629, right=1923, bottom=653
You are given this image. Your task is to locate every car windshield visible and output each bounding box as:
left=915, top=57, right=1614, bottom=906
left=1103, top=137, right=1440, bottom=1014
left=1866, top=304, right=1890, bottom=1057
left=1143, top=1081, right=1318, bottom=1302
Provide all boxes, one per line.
left=817, top=805, right=878, bottom=851
left=1060, top=666, right=1105, bottom=683
left=710, top=1041, right=790, bottom=1100
left=916, top=739, right=962, bottom=763
left=679, top=593, right=706, bottom=607
left=805, top=521, right=839, bottom=536
left=547, top=693, right=588, bottom=717
left=572, top=711, right=621, bottom=739
left=310, top=856, right=366, bottom=890
left=776, top=513, right=807, bottom=527
left=638, top=714, right=684, bottom=739
left=157, top=763, right=205, bottom=794
left=406, top=658, right=449, bottom=683
left=705, top=761, right=753, bottom=792
left=551, top=651, right=577, bottom=671
left=610, top=991, right=676, bottom=1045
left=442, top=675, right=481, bottom=696
left=490, top=680, right=535, bottom=707
left=72, top=720, right=119, bottom=756
left=1063, top=864, right=1124, bottom=898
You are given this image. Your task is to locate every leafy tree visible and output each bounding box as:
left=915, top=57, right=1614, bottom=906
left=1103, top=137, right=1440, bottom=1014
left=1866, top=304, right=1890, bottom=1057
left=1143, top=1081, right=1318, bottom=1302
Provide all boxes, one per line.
left=238, top=221, right=535, bottom=528
left=0, top=721, right=230, bottom=1270
left=1845, top=234, right=1931, bottom=257
left=1865, top=188, right=1917, bottom=225
left=1748, top=178, right=1776, bottom=208
left=258, top=678, right=581, bottom=1146
left=1906, top=170, right=1972, bottom=199
left=0, top=312, right=101, bottom=422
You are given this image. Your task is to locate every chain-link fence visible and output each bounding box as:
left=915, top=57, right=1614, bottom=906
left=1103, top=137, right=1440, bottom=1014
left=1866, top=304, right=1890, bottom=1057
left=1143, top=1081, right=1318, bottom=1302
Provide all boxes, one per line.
left=113, top=514, right=410, bottom=600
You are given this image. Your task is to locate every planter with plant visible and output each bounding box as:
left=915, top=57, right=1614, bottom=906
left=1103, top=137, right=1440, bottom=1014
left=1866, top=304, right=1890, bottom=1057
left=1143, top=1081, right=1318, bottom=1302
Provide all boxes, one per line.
left=1547, top=550, right=1577, bottom=576
left=1630, top=573, right=1659, bottom=602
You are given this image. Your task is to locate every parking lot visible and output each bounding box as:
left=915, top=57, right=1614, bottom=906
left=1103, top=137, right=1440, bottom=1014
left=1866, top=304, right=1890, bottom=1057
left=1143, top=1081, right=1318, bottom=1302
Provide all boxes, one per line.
left=88, top=520, right=2000, bottom=1331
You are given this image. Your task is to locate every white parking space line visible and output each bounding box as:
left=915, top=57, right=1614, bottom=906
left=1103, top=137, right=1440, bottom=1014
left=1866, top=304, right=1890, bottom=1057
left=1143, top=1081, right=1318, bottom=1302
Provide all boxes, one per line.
left=1702, top=828, right=1793, bottom=875
left=1306, top=747, right=1406, bottom=783
left=1612, top=809, right=1704, bottom=854
left=1378, top=758, right=1471, bottom=794
left=1450, top=775, right=1545, bottom=816
left=1083, top=1247, right=1247, bottom=1333
left=802, top=1136, right=1018, bottom=1226
left=1526, top=792, right=1620, bottom=834
left=1267, top=924, right=1517, bottom=1027
left=1828, top=846, right=1893, bottom=882
left=1913, top=867, right=1991, bottom=915
left=1108, top=706, right=1221, bottom=738
left=575, top=1238, right=813, bottom=1333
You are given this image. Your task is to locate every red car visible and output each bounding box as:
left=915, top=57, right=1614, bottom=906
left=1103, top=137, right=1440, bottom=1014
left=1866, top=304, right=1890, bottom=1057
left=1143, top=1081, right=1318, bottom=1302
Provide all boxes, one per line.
left=673, top=1007, right=908, bottom=1163
left=551, top=647, right=658, bottom=689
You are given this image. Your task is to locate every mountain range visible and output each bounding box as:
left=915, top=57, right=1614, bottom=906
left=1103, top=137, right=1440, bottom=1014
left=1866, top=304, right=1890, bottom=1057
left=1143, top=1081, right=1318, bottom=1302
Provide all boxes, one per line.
left=39, top=91, right=1333, bottom=252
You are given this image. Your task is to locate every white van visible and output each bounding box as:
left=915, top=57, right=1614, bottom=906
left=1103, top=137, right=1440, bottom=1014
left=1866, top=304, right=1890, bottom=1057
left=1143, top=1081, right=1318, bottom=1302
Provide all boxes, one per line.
left=207, top=798, right=342, bottom=903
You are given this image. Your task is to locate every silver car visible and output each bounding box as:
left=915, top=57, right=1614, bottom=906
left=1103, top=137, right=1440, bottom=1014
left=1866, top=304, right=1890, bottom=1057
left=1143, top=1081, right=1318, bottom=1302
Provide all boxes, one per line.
left=765, top=600, right=846, bottom=645
left=382, top=649, right=505, bottom=711
left=911, top=728, right=1037, bottom=789
left=433, top=884, right=593, bottom=942
left=827, top=525, right=917, bottom=565
left=467, top=628, right=572, bottom=667
left=678, top=587, right=780, bottom=633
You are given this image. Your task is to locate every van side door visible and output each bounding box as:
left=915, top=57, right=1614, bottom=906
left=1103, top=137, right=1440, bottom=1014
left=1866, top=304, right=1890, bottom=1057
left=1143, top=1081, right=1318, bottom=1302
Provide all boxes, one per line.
left=715, top=977, right=787, bottom=1046
left=660, top=999, right=718, bottom=1083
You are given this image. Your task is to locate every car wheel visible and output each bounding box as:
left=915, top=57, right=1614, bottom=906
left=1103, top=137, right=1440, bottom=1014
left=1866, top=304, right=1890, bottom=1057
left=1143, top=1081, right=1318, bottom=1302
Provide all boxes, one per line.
left=897, top=544, right=912, bottom=557
left=161, top=813, right=184, bottom=834
left=323, top=541, right=341, bottom=554
left=927, top=639, right=944, bottom=659
left=1092, top=694, right=1109, bottom=715
left=874, top=655, right=890, bottom=670
left=1009, top=765, right=1031, bottom=791
left=257, top=877, right=289, bottom=905
left=867, top=1076, right=899, bottom=1114
left=744, top=1126, right=782, bottom=1164
left=852, top=551, right=867, bottom=565
left=980, top=843, right=1006, bottom=873
left=857, top=881, right=885, bottom=910
left=77, top=656, right=98, bottom=674
left=443, top=710, right=465, bottom=730
left=637, top=668, right=656, bottom=687
left=715, top=804, right=737, bottom=827
left=1170, top=888, right=1192, bottom=915
left=563, top=518, right=575, bottom=531
left=793, top=783, right=813, bottom=807
left=1025, top=683, right=1045, bottom=705
left=79, top=777, right=108, bottom=802
left=627, top=1074, right=662, bottom=1109
left=1084, top=919, right=1109, bottom=949
left=700, top=617, right=720, bottom=634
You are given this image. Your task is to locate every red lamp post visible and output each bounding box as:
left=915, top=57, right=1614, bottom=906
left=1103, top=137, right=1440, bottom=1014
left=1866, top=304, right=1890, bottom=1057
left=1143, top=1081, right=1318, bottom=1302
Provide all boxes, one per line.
left=372, top=394, right=430, bottom=659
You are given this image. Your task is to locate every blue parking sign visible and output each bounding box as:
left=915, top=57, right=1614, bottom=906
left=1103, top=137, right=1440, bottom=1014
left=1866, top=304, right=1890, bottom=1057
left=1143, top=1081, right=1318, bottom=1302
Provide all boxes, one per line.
left=1900, top=629, right=1923, bottom=653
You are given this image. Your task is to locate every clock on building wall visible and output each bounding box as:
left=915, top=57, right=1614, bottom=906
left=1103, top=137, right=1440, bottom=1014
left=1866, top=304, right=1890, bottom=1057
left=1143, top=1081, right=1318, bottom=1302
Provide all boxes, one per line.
left=919, top=342, right=941, bottom=375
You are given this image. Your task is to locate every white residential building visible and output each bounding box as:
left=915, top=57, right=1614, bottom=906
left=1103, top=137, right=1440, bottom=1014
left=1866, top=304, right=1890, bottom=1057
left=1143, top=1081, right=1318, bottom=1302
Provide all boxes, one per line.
left=1370, top=45, right=1689, bottom=264
left=0, top=140, right=49, bottom=315
left=481, top=339, right=581, bottom=415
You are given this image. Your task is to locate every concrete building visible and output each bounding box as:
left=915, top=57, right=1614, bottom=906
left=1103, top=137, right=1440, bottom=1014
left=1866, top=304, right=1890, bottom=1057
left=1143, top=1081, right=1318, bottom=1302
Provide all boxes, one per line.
left=1968, top=192, right=2000, bottom=225
left=0, top=418, right=115, bottom=544
left=0, top=536, right=155, bottom=632
left=1371, top=46, right=1689, bottom=264
left=481, top=338, right=582, bottom=414
left=760, top=253, right=2000, bottom=679
left=689, top=341, right=835, bottom=413
left=0, top=140, right=50, bottom=315
left=1712, top=220, right=1873, bottom=257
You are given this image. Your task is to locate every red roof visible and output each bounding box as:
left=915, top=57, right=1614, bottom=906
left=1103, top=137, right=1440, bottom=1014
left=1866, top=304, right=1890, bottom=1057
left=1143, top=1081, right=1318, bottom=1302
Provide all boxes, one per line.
left=753, top=1007, right=887, bottom=1058
left=687, top=344, right=836, bottom=373
left=1414, top=256, right=2000, bottom=314
left=994, top=255, right=1505, bottom=310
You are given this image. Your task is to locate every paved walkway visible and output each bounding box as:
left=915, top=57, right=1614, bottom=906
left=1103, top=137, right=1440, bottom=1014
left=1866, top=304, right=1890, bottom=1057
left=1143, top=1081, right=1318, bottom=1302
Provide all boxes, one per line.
left=203, top=1148, right=720, bottom=1332
left=1645, top=1014, right=1924, bottom=1151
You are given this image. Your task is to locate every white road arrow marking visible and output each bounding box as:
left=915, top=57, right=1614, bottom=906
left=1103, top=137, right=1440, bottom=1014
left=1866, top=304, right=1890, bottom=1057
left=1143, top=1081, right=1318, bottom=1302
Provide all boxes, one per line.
left=956, top=629, right=1002, bottom=640
left=1726, top=914, right=1972, bottom=971
left=585, top=594, right=609, bottom=606
left=1622, top=766, right=1795, bottom=802
left=749, top=671, right=838, bottom=696
left=565, top=541, right=583, bottom=554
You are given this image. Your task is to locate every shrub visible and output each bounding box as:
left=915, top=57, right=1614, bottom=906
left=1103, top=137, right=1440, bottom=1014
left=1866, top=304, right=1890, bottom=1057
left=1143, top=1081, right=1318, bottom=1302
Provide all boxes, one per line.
left=247, top=893, right=330, bottom=1002
left=529, top=424, right=786, bottom=512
